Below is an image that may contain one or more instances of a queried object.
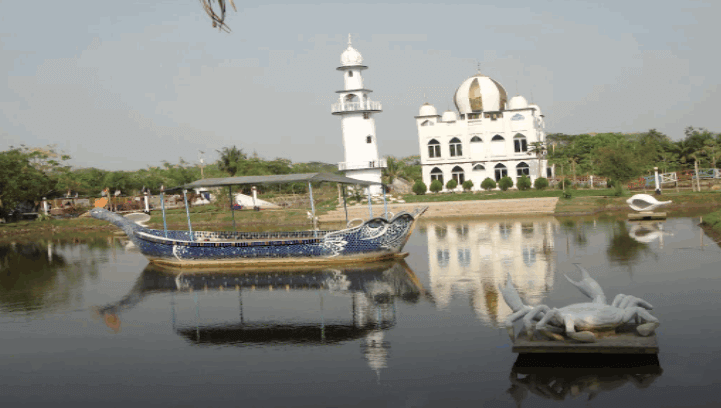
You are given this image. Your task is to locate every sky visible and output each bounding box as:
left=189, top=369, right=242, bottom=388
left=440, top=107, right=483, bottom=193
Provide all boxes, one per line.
left=1, top=0, right=719, bottom=171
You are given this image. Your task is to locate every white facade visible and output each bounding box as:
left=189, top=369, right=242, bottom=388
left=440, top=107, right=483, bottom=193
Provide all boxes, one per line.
left=416, top=74, right=550, bottom=192
left=332, top=36, right=385, bottom=194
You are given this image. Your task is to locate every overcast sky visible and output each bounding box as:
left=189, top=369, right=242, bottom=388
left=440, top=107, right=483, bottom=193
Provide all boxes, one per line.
left=1, top=0, right=718, bottom=170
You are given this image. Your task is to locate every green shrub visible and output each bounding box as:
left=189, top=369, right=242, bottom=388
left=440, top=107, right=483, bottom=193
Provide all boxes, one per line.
left=412, top=180, right=427, bottom=195
left=558, top=178, right=572, bottom=189
left=517, top=176, right=531, bottom=191
left=498, top=176, right=514, bottom=191
left=446, top=179, right=458, bottom=191
left=462, top=179, right=474, bottom=192
left=429, top=180, right=443, bottom=193
left=562, top=190, right=573, bottom=199
left=534, top=177, right=549, bottom=190
left=481, top=178, right=496, bottom=191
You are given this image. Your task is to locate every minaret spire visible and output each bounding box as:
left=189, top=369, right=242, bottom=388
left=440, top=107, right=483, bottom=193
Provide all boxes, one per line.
left=348, top=33, right=352, bottom=46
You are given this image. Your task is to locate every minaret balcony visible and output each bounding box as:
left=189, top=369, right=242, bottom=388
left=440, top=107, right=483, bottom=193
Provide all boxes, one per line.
left=338, top=159, right=387, bottom=171
left=331, top=101, right=382, bottom=114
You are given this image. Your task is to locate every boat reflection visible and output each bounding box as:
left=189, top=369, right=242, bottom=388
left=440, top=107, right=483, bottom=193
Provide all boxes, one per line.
left=95, top=260, right=427, bottom=378
left=508, top=354, right=663, bottom=406
left=424, top=217, right=557, bottom=327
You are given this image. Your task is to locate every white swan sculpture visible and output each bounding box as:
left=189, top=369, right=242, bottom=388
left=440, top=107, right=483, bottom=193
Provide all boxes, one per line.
left=626, top=194, right=672, bottom=212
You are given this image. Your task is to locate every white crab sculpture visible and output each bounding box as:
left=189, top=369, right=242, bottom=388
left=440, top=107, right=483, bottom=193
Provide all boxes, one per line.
left=500, top=265, right=660, bottom=343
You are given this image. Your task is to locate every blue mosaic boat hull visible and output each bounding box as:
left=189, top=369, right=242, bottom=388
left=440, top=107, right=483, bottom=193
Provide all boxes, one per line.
left=90, top=207, right=426, bottom=267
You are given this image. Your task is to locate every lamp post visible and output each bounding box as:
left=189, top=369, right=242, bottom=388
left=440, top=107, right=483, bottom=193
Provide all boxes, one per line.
left=654, top=167, right=661, bottom=195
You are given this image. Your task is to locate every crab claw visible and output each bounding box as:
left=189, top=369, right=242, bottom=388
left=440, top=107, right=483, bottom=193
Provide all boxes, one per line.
left=565, top=264, right=607, bottom=304
left=498, top=274, right=526, bottom=313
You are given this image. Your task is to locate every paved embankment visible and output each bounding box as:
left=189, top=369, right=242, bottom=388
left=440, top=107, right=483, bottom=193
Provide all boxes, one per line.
left=319, top=197, right=559, bottom=222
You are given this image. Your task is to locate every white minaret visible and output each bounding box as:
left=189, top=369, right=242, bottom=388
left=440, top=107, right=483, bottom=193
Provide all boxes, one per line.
left=332, top=35, right=385, bottom=195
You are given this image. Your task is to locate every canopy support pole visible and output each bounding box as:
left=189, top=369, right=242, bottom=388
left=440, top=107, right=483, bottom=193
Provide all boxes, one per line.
left=160, top=191, right=168, bottom=238
left=382, top=185, right=388, bottom=219
left=183, top=189, right=193, bottom=240
left=367, top=188, right=373, bottom=218
left=308, top=182, right=317, bottom=234
left=342, top=185, right=349, bottom=226
left=228, top=187, right=236, bottom=232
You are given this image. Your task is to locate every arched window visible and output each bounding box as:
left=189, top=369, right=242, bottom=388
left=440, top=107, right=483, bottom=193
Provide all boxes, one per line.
left=449, top=137, right=463, bottom=157
left=430, top=167, right=444, bottom=185
left=421, top=120, right=434, bottom=127
left=428, top=139, right=441, bottom=158
left=451, top=165, right=465, bottom=185
left=470, top=136, right=482, bottom=143
left=348, top=71, right=353, bottom=77
left=345, top=94, right=358, bottom=103
left=516, top=162, right=530, bottom=177
left=499, top=223, right=511, bottom=240
left=514, top=134, right=527, bottom=153
left=366, top=135, right=372, bottom=144
left=473, top=164, right=485, bottom=171
left=492, top=135, right=504, bottom=141
left=494, top=163, right=508, bottom=181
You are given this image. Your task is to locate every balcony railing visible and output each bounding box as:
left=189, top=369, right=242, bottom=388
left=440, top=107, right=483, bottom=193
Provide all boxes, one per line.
left=338, top=159, right=387, bottom=171
left=331, top=101, right=382, bottom=113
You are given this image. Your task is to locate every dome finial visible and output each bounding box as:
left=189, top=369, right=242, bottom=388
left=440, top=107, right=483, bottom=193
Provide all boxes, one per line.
left=348, top=33, right=352, bottom=46
left=476, top=60, right=481, bottom=75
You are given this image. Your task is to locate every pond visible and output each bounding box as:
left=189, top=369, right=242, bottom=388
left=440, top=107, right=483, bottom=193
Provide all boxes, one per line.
left=1, top=214, right=720, bottom=407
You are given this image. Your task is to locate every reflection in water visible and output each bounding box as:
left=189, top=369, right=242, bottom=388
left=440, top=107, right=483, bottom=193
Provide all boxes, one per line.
left=96, top=261, right=425, bottom=379
left=0, top=242, right=91, bottom=313
left=425, top=218, right=557, bottom=327
left=608, top=221, right=655, bottom=268
left=628, top=221, right=671, bottom=246
left=508, top=354, right=663, bottom=406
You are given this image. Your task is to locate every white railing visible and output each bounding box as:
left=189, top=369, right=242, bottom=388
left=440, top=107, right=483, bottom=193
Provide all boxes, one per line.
left=331, top=101, right=382, bottom=113
left=338, top=159, right=387, bottom=171
left=660, top=172, right=677, bottom=184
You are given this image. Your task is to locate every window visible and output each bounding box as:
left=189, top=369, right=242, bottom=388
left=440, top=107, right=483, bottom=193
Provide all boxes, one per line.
left=363, top=113, right=370, bottom=119
left=473, top=164, right=485, bottom=171
left=517, top=162, right=530, bottom=177
left=484, top=112, right=503, bottom=121
left=452, top=166, right=465, bottom=185
left=421, top=120, right=434, bottom=127
left=348, top=71, right=353, bottom=77
left=468, top=113, right=480, bottom=120
left=499, top=223, right=511, bottom=240
left=449, top=137, right=463, bottom=157
left=492, top=135, right=504, bottom=141
left=345, top=94, right=358, bottom=103
left=511, top=113, right=524, bottom=121
left=430, top=167, right=444, bottom=185
left=470, top=136, right=482, bottom=143
left=514, top=134, right=527, bottom=153
left=547, top=167, right=553, bottom=178
left=458, top=248, right=471, bottom=267
left=428, top=139, right=441, bottom=158
left=366, top=135, right=372, bottom=144
left=494, top=163, right=508, bottom=181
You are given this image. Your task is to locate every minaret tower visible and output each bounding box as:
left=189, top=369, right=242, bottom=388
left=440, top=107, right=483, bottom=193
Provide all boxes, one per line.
left=331, top=35, right=385, bottom=194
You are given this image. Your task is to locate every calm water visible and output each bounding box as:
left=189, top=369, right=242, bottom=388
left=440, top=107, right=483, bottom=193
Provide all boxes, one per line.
left=1, top=215, right=721, bottom=407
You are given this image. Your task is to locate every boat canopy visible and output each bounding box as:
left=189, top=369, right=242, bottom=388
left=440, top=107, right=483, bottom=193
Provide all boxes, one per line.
left=178, top=172, right=382, bottom=190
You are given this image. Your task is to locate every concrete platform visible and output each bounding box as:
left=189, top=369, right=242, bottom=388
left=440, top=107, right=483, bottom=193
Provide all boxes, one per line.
left=512, top=328, right=658, bottom=354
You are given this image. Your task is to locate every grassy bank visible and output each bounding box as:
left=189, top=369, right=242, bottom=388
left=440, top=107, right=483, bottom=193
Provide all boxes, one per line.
left=702, top=209, right=721, bottom=234
left=554, top=190, right=721, bottom=215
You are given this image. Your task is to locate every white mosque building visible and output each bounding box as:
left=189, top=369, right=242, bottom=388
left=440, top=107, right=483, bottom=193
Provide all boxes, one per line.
left=332, top=36, right=385, bottom=195
left=415, top=72, right=550, bottom=192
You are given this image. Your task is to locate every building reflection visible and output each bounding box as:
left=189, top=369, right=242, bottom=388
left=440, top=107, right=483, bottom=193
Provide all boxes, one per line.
left=95, top=261, right=426, bottom=379
left=507, top=354, right=662, bottom=406
left=425, top=217, right=557, bottom=326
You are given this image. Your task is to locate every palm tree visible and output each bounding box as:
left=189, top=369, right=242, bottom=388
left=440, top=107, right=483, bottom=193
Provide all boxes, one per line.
left=527, top=142, right=547, bottom=178
left=216, top=146, right=247, bottom=176
left=200, top=0, right=237, bottom=32
left=382, top=156, right=404, bottom=185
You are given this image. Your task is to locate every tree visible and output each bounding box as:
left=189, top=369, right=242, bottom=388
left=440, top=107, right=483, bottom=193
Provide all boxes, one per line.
left=201, top=0, right=237, bottom=32
left=481, top=178, right=496, bottom=191
left=429, top=180, right=443, bottom=193
left=498, top=176, right=514, bottom=191
left=382, top=156, right=403, bottom=184
left=0, top=148, right=53, bottom=218
left=594, top=147, right=643, bottom=187
left=446, top=179, right=458, bottom=192
left=217, top=146, right=248, bottom=176
left=517, top=176, right=531, bottom=191
left=412, top=180, right=427, bottom=195
left=462, top=179, right=474, bottom=192
left=534, top=177, right=549, bottom=190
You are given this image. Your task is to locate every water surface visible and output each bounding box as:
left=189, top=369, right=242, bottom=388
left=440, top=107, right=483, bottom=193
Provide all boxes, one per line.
left=1, top=215, right=720, bottom=407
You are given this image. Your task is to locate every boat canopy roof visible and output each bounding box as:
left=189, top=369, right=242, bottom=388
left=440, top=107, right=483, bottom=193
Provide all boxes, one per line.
left=176, top=172, right=382, bottom=190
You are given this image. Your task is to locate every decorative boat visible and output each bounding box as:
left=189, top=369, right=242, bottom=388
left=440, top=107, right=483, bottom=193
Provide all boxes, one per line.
left=626, top=194, right=672, bottom=212
left=90, top=173, right=427, bottom=267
